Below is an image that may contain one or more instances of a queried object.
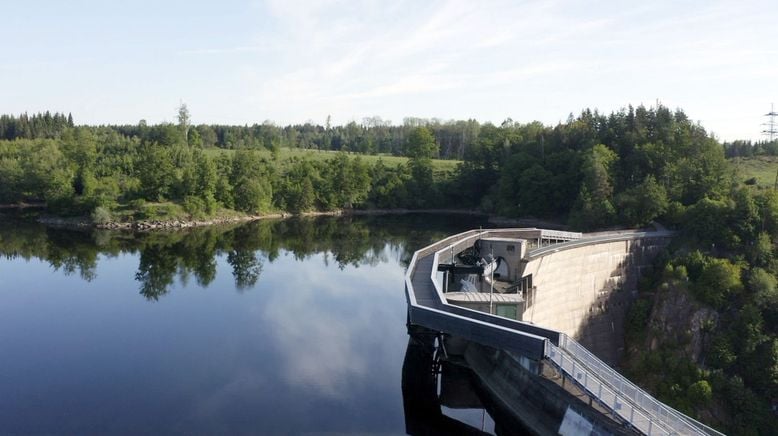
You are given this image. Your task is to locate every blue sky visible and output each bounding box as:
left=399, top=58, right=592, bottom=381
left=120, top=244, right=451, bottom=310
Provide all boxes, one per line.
left=2, top=0, right=777, bottom=141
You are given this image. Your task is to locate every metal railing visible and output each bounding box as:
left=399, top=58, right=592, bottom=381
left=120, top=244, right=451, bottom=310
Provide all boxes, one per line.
left=527, top=231, right=675, bottom=259
left=546, top=344, right=672, bottom=435
left=539, top=229, right=583, bottom=240
left=555, top=335, right=724, bottom=436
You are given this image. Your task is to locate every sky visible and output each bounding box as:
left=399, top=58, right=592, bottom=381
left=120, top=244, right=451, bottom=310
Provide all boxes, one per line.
left=2, top=0, right=777, bottom=141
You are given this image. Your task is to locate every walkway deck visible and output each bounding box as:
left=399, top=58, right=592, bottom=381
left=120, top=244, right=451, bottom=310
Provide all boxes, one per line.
left=405, top=228, right=723, bottom=436
left=445, top=291, right=523, bottom=304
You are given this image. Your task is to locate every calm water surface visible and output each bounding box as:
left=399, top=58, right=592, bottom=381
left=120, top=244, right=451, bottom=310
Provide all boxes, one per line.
left=0, top=214, right=498, bottom=434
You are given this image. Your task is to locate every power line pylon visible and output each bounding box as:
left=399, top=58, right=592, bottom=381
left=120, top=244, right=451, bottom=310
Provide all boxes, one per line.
left=763, top=103, right=778, bottom=142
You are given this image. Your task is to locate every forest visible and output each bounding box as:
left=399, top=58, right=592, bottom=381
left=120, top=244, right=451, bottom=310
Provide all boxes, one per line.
left=0, top=105, right=749, bottom=229
left=1, top=105, right=778, bottom=433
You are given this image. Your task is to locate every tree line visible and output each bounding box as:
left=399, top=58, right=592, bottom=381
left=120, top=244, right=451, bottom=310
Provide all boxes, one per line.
left=0, top=123, right=445, bottom=220
left=0, top=111, right=74, bottom=140
left=114, top=116, right=483, bottom=158
left=0, top=104, right=736, bottom=230
left=0, top=111, right=478, bottom=159
left=724, top=139, right=778, bottom=158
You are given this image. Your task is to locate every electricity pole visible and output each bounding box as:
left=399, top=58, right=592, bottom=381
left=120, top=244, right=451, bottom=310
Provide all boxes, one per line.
left=763, top=103, right=778, bottom=142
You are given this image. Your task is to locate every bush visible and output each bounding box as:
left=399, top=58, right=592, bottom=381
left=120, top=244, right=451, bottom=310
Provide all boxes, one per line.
left=150, top=203, right=180, bottom=219
left=233, top=177, right=272, bottom=213
left=128, top=198, right=146, bottom=209
left=183, top=196, right=206, bottom=218
left=709, top=335, right=736, bottom=369
left=626, top=298, right=653, bottom=340
left=693, top=258, right=742, bottom=308
left=687, top=380, right=713, bottom=405
left=749, top=268, right=777, bottom=307
left=91, top=206, right=113, bottom=224
left=133, top=202, right=183, bottom=220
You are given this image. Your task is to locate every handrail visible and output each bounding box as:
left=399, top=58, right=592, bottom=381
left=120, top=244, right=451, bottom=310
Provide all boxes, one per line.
left=405, top=228, right=723, bottom=436
left=538, top=229, right=583, bottom=240
left=546, top=344, right=671, bottom=435
left=556, top=335, right=724, bottom=436
left=527, top=230, right=675, bottom=258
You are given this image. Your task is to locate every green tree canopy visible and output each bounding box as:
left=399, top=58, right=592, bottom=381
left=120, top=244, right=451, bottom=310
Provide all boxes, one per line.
left=405, top=126, right=438, bottom=159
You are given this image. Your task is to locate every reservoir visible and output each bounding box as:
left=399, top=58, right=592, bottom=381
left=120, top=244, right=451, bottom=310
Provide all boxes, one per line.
left=0, top=213, right=502, bottom=434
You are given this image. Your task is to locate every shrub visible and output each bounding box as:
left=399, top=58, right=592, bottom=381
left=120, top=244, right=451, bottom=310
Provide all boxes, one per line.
left=687, top=380, right=713, bottom=405
left=128, top=198, right=146, bottom=209
left=91, top=206, right=113, bottom=224
left=626, top=298, right=653, bottom=340
left=693, top=258, right=742, bottom=308
left=183, top=196, right=206, bottom=218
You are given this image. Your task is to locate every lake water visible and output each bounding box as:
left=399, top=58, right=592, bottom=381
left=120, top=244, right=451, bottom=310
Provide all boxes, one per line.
left=0, top=213, right=506, bottom=435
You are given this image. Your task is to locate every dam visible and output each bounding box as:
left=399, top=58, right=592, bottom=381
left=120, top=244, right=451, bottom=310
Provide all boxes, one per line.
left=403, top=228, right=724, bottom=435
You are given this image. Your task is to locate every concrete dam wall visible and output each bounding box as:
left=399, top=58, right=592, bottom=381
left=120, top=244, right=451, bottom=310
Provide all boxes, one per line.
left=519, top=235, right=672, bottom=364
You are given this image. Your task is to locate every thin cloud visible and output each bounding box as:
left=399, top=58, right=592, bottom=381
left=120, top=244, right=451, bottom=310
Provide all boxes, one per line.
left=177, top=44, right=276, bottom=56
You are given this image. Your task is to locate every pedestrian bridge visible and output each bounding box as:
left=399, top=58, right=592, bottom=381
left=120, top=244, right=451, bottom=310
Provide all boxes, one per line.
left=404, top=228, right=723, bottom=436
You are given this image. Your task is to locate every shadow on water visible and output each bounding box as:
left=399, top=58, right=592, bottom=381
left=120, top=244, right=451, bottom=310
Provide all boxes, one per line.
left=402, top=328, right=532, bottom=436
left=0, top=213, right=486, bottom=301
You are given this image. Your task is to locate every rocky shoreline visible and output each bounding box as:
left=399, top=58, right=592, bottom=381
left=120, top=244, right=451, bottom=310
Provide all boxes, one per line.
left=37, top=211, right=337, bottom=231
left=22, top=207, right=575, bottom=232
left=33, top=208, right=517, bottom=231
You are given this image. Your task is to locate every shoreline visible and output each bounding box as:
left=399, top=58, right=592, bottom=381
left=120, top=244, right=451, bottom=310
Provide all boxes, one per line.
left=32, top=208, right=486, bottom=231
left=22, top=208, right=570, bottom=232
left=0, top=201, right=570, bottom=231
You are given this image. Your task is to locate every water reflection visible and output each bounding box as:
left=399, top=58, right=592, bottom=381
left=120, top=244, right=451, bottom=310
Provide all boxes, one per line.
left=0, top=214, right=462, bottom=301
left=0, top=212, right=508, bottom=434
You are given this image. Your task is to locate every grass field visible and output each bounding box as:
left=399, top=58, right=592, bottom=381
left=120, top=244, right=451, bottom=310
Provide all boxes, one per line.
left=730, top=156, right=778, bottom=187
left=203, top=147, right=462, bottom=178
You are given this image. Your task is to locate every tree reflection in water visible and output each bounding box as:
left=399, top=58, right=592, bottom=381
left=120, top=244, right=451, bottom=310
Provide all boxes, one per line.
left=0, top=213, right=482, bottom=301
left=227, top=249, right=263, bottom=291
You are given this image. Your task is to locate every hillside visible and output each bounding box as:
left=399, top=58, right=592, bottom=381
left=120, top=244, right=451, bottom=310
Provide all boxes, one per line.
left=202, top=147, right=461, bottom=179
left=730, top=156, right=778, bottom=187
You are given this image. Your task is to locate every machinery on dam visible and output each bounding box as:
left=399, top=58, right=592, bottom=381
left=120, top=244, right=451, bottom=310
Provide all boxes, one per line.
left=404, top=228, right=725, bottom=436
